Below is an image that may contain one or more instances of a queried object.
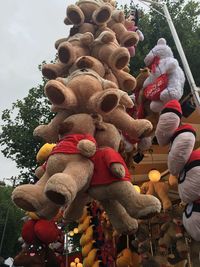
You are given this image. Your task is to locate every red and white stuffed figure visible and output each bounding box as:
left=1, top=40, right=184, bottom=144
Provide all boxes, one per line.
left=143, top=38, right=185, bottom=113
left=155, top=99, right=182, bottom=146
left=183, top=199, right=200, bottom=241
left=178, top=150, right=200, bottom=204
left=168, top=124, right=196, bottom=176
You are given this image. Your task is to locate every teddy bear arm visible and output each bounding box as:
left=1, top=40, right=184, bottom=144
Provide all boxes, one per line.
left=33, top=110, right=70, bottom=143
left=110, top=162, right=125, bottom=178
left=101, top=199, right=138, bottom=234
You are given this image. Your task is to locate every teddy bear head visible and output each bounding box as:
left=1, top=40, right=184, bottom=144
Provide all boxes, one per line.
left=58, top=113, right=103, bottom=138
left=94, top=119, right=121, bottom=151
left=144, top=38, right=174, bottom=67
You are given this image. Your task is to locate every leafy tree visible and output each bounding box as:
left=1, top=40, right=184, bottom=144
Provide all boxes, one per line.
left=0, top=185, right=24, bottom=258
left=0, top=63, right=53, bottom=184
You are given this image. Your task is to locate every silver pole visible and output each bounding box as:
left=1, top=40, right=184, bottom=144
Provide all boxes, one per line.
left=162, top=3, right=200, bottom=110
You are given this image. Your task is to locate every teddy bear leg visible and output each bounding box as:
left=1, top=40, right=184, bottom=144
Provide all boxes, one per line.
left=63, top=193, right=91, bottom=223
left=101, top=200, right=138, bottom=234
left=104, top=106, right=153, bottom=139
left=12, top=173, right=50, bottom=212
left=33, top=110, right=70, bottom=143
left=58, top=41, right=77, bottom=65
left=36, top=201, right=60, bottom=220
left=66, top=4, right=85, bottom=26
left=45, top=158, right=93, bottom=206
left=44, top=79, right=77, bottom=108
left=42, top=61, right=68, bottom=80
left=88, top=89, right=133, bottom=114
left=113, top=69, right=137, bottom=93
left=92, top=6, right=112, bottom=25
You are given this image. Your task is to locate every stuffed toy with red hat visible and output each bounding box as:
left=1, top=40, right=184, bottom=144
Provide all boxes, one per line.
left=168, top=124, right=196, bottom=176
left=180, top=150, right=200, bottom=241
left=155, top=99, right=182, bottom=146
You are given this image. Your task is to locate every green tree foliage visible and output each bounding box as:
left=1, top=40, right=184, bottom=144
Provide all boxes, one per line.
left=0, top=64, right=53, bottom=183
left=0, top=185, right=24, bottom=258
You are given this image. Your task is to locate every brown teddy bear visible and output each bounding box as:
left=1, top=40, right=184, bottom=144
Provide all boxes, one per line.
left=88, top=121, right=161, bottom=232
left=62, top=120, right=160, bottom=234
left=107, top=9, right=139, bottom=48
left=91, top=30, right=130, bottom=70
left=12, top=113, right=101, bottom=216
left=42, top=31, right=95, bottom=80
left=66, top=0, right=112, bottom=26
left=141, top=181, right=172, bottom=211
left=44, top=68, right=132, bottom=114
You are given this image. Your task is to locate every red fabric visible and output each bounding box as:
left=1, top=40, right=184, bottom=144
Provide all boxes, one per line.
left=149, top=56, right=160, bottom=73
left=122, top=131, right=139, bottom=144
left=137, top=103, right=145, bottom=119
left=194, top=198, right=200, bottom=204
left=50, top=134, right=96, bottom=155
left=162, top=99, right=182, bottom=114
left=174, top=124, right=196, bottom=136
left=144, top=73, right=168, bottom=101
left=22, top=220, right=37, bottom=244
left=34, top=220, right=59, bottom=245
left=187, top=149, right=200, bottom=165
left=90, top=147, right=131, bottom=186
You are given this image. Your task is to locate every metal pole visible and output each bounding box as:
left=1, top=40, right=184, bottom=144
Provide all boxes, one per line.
left=162, top=3, right=200, bottom=109
left=0, top=208, right=9, bottom=255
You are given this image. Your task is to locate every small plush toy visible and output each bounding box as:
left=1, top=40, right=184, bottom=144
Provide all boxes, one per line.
left=141, top=181, right=172, bottom=211
left=124, top=8, right=144, bottom=57
left=155, top=99, right=182, bottom=146
left=143, top=38, right=185, bottom=113
left=12, top=113, right=101, bottom=217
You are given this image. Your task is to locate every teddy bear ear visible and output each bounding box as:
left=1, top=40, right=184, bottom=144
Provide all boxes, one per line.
left=58, top=121, right=74, bottom=135
left=91, top=113, right=106, bottom=131
left=157, top=38, right=167, bottom=45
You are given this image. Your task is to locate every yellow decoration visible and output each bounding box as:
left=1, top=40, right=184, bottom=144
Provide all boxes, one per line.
left=148, top=169, right=161, bottom=182
left=26, top=211, right=40, bottom=220
left=36, top=143, right=56, bottom=163
left=69, top=231, right=74, bottom=237
left=70, top=263, right=76, bottom=267
left=75, top=258, right=80, bottom=263
left=74, top=228, right=79, bottom=234
left=77, top=263, right=83, bottom=267
left=133, top=185, right=140, bottom=193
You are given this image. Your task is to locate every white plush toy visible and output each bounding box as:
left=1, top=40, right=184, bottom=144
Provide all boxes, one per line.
left=143, top=38, right=185, bottom=113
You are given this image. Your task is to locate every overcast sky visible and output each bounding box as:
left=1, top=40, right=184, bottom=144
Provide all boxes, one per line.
left=0, top=0, right=146, bottom=184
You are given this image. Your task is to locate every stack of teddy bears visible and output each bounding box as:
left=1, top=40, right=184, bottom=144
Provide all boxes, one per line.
left=11, top=0, right=165, bottom=236
left=155, top=99, right=200, bottom=241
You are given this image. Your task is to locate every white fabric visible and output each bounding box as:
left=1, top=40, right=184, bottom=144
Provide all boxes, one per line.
left=143, top=38, right=185, bottom=113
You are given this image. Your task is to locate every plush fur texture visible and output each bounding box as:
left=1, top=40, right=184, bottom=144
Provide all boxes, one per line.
left=143, top=38, right=185, bottom=113
left=12, top=114, right=100, bottom=217
left=141, top=181, right=172, bottom=211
